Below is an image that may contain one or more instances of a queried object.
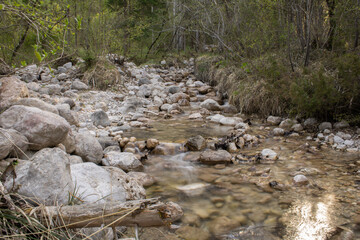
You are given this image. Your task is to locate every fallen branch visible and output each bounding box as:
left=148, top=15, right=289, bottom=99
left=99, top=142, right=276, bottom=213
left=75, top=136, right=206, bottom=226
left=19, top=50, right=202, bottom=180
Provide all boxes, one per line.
left=33, top=198, right=183, bottom=229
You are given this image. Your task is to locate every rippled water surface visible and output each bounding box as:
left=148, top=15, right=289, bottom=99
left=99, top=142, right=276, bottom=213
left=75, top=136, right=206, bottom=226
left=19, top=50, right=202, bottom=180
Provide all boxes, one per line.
left=127, top=116, right=360, bottom=239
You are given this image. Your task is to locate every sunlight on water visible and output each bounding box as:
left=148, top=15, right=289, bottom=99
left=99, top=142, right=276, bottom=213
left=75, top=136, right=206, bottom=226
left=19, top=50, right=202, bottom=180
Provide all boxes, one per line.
left=284, top=194, right=336, bottom=240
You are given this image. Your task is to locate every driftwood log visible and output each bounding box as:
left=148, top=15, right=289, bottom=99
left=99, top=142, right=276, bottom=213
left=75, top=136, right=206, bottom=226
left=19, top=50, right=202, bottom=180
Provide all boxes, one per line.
left=34, top=198, right=183, bottom=229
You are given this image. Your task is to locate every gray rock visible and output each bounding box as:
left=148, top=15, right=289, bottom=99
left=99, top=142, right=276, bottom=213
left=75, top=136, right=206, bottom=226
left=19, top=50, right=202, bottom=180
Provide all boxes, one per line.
left=279, top=119, right=296, bottom=129
left=104, top=145, right=121, bottom=154
left=57, top=73, right=68, bottom=81
left=186, top=135, right=206, bottom=151
left=69, top=155, right=83, bottom=164
left=13, top=98, right=58, bottom=114
left=137, top=85, right=152, bottom=98
left=0, top=76, right=29, bottom=111
left=47, top=84, right=62, bottom=95
left=0, top=128, right=28, bottom=159
left=273, top=128, right=285, bottom=136
left=21, top=73, right=37, bottom=83
left=291, top=124, right=303, bottom=132
left=74, top=132, right=103, bottom=164
left=27, top=82, right=41, bottom=92
left=170, top=92, right=190, bottom=103
left=293, top=174, right=309, bottom=186
left=138, top=77, right=151, bottom=86
left=127, top=172, right=156, bottom=187
left=334, top=121, right=350, bottom=129
left=97, top=136, right=119, bottom=150
left=56, top=104, right=79, bottom=126
left=70, top=163, right=144, bottom=204
left=3, top=148, right=73, bottom=205
left=304, top=118, right=318, bottom=130
left=71, top=80, right=88, bottom=90
left=267, top=116, right=282, bottom=125
left=199, top=150, right=232, bottom=164
left=319, top=122, right=332, bottom=131
left=261, top=149, right=278, bottom=161
left=104, top=151, right=143, bottom=172
left=200, top=99, right=221, bottom=111
left=219, top=117, right=242, bottom=126
left=57, top=67, right=67, bottom=74
left=91, top=110, right=110, bottom=127
left=334, top=136, right=345, bottom=144
left=168, top=86, right=181, bottom=94
left=152, top=143, right=185, bottom=155
left=62, top=132, right=76, bottom=154
left=208, top=114, right=226, bottom=123
left=63, top=62, right=72, bottom=69
left=160, top=104, right=171, bottom=112
left=62, top=98, right=76, bottom=108
left=0, top=105, right=70, bottom=150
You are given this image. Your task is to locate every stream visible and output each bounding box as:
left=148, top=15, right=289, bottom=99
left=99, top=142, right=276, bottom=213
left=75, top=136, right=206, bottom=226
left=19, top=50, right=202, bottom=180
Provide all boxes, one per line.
left=123, top=112, right=360, bottom=240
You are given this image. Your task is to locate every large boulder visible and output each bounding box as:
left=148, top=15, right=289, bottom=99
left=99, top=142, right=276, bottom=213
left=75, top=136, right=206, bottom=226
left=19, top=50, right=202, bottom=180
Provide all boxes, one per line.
left=13, top=98, right=58, bottom=114
left=3, top=148, right=74, bottom=205
left=103, top=151, right=143, bottom=172
left=70, top=163, right=145, bottom=203
left=90, top=110, right=110, bottom=127
left=74, top=132, right=103, bottom=164
left=0, top=105, right=70, bottom=150
left=0, top=76, right=29, bottom=111
left=200, top=99, right=221, bottom=111
left=199, top=150, right=232, bottom=164
left=0, top=128, right=28, bottom=159
left=186, top=135, right=206, bottom=151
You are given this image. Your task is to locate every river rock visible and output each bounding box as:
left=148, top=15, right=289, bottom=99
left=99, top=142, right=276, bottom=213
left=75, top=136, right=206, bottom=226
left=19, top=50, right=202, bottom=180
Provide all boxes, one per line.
left=176, top=226, right=211, bottom=240
left=227, top=142, right=238, bottom=153
left=186, top=135, right=206, bottom=151
left=57, top=73, right=68, bottom=81
left=0, top=105, right=70, bottom=150
left=279, top=119, right=297, bottom=129
left=200, top=99, right=221, bottom=111
left=74, top=131, right=103, bottom=164
left=334, top=121, right=350, bottom=129
left=146, top=138, right=159, bottom=149
left=319, top=122, right=332, bottom=131
left=0, top=76, right=29, bottom=111
left=127, top=172, right=156, bottom=187
left=91, top=110, right=110, bottom=127
left=13, top=98, right=58, bottom=114
left=273, top=128, right=285, bottom=136
left=170, top=92, right=190, bottom=103
left=57, top=104, right=79, bottom=126
left=168, top=86, right=181, bottom=94
left=47, top=84, right=62, bottom=95
left=61, top=131, right=76, bottom=154
left=3, top=148, right=73, bottom=205
left=70, top=163, right=143, bottom=204
left=291, top=124, right=303, bottom=132
left=152, top=143, right=185, bottom=155
left=177, top=183, right=209, bottom=197
left=220, top=117, right=243, bottom=126
left=208, top=114, right=226, bottom=123
left=304, top=118, right=318, bottom=130
left=208, top=216, right=238, bottom=235
left=199, top=149, right=232, bottom=164
left=189, top=113, right=203, bottom=119
left=104, top=151, right=143, bottom=172
left=0, top=128, right=28, bottom=159
left=267, top=116, right=282, bottom=125
left=293, top=174, right=309, bottom=186
left=261, top=149, right=278, bottom=161
left=71, top=80, right=88, bottom=90
left=138, top=77, right=151, bottom=86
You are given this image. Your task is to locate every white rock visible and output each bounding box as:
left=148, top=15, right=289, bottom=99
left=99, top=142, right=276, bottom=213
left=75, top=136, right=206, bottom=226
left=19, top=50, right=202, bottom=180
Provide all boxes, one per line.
left=176, top=183, right=209, bottom=197
left=261, top=149, right=278, bottom=161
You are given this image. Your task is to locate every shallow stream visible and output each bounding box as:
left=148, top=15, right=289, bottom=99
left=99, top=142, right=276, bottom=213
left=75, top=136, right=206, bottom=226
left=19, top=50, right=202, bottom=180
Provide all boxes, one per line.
left=126, top=114, right=360, bottom=239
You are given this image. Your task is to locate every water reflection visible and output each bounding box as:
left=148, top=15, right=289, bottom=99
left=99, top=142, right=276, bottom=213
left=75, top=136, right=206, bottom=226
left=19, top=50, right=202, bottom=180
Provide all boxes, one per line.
left=284, top=194, right=336, bottom=240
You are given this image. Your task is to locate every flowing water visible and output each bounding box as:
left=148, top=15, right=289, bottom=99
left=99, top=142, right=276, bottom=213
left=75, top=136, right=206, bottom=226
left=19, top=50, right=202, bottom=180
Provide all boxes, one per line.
left=123, top=107, right=359, bottom=240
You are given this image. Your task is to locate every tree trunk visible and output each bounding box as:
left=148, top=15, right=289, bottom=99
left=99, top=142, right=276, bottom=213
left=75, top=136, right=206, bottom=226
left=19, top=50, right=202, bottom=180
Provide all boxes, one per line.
left=325, top=0, right=336, bottom=50
left=35, top=198, right=183, bottom=229
left=11, top=24, right=29, bottom=63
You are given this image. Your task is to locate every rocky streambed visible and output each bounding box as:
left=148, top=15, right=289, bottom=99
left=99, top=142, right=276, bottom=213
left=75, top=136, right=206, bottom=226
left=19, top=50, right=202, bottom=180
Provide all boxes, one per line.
left=0, top=57, right=359, bottom=239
